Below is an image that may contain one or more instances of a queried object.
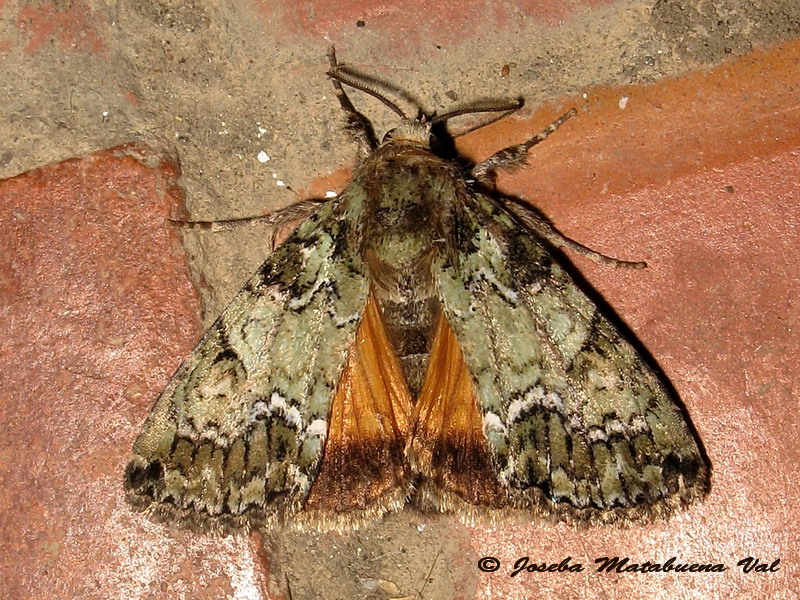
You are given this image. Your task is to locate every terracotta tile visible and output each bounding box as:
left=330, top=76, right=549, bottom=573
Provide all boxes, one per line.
left=267, top=0, right=617, bottom=49
left=17, top=1, right=106, bottom=56
left=0, top=145, right=274, bottom=599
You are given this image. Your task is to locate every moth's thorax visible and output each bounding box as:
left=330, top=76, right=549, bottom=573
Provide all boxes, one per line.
left=357, top=139, right=464, bottom=256
left=355, top=138, right=467, bottom=394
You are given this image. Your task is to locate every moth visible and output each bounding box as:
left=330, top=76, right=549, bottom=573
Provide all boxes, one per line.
left=125, top=49, right=709, bottom=533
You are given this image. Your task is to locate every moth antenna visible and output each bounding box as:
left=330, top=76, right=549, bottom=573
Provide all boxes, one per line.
left=327, top=64, right=408, bottom=119
left=326, top=46, right=379, bottom=156
left=430, top=98, right=524, bottom=125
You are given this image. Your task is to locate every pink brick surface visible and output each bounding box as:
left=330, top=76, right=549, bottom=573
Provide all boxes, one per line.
left=0, top=145, right=271, bottom=599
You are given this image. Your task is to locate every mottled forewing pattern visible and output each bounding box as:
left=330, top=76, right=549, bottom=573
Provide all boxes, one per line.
left=125, top=195, right=369, bottom=531
left=434, top=195, right=708, bottom=519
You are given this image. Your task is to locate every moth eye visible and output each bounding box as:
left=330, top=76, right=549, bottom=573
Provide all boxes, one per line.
left=428, top=133, right=443, bottom=154
left=382, top=129, right=397, bottom=142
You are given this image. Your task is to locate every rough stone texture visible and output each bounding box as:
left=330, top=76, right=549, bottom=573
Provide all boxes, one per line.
left=1, top=1, right=798, bottom=599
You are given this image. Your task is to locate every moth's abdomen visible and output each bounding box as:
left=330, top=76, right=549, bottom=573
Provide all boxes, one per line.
left=358, top=142, right=465, bottom=395
left=377, top=293, right=439, bottom=396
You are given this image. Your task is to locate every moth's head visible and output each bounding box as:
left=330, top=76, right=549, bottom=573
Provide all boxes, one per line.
left=377, top=100, right=525, bottom=157
left=326, top=52, right=523, bottom=157
left=381, top=121, right=434, bottom=147
left=381, top=119, right=457, bottom=157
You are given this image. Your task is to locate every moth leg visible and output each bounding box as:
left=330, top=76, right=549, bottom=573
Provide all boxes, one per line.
left=326, top=46, right=378, bottom=158
left=506, top=201, right=646, bottom=269
left=169, top=197, right=328, bottom=249
left=472, top=108, right=644, bottom=269
left=471, top=109, right=576, bottom=180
